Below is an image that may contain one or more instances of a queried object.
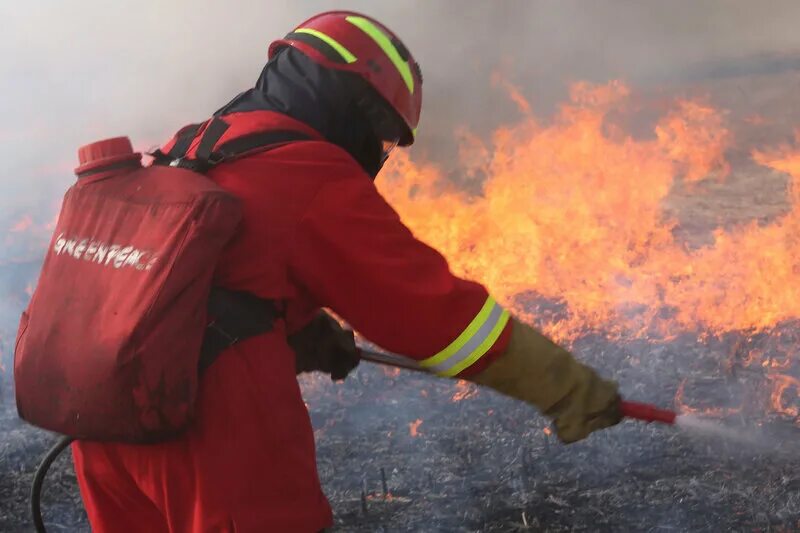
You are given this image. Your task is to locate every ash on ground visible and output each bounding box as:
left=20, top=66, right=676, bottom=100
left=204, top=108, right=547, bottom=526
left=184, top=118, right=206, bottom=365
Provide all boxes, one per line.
left=2, top=332, right=798, bottom=532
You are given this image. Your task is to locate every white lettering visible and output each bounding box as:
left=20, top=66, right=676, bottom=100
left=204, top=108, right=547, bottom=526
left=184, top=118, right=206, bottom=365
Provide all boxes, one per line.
left=124, top=249, right=144, bottom=268
left=93, top=244, right=108, bottom=264
left=73, top=239, right=88, bottom=259
left=63, top=239, right=77, bottom=257
left=52, top=234, right=158, bottom=273
left=114, top=246, right=133, bottom=268
left=104, top=245, right=121, bottom=266
left=53, top=234, right=66, bottom=255
left=84, top=241, right=98, bottom=261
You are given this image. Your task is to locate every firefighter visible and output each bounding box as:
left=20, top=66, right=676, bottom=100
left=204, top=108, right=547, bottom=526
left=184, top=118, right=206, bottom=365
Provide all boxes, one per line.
left=71, top=11, right=621, bottom=532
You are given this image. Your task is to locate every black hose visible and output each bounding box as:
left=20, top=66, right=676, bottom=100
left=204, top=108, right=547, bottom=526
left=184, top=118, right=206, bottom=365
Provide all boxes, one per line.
left=31, top=435, right=74, bottom=533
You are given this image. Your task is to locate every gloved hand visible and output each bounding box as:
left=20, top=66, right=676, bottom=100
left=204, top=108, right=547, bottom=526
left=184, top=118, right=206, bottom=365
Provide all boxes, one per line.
left=470, top=317, right=621, bottom=443
left=288, top=311, right=361, bottom=381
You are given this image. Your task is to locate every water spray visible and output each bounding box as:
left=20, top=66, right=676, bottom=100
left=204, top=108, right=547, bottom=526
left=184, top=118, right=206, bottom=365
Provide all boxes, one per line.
left=357, top=349, right=793, bottom=451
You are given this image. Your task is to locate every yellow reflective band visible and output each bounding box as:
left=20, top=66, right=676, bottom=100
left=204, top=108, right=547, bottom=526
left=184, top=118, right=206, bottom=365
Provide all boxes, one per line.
left=411, top=127, right=418, bottom=138
left=442, top=309, right=509, bottom=377
left=420, top=297, right=496, bottom=369
left=345, top=15, right=415, bottom=94
left=420, top=297, right=510, bottom=377
left=295, top=28, right=357, bottom=64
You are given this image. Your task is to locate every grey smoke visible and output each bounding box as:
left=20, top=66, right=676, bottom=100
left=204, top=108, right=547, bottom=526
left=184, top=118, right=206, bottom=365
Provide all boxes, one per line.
left=3, top=0, right=800, bottom=207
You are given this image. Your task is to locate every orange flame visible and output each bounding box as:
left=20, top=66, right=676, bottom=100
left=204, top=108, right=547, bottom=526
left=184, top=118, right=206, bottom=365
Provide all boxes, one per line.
left=378, top=81, right=799, bottom=422
left=451, top=380, right=478, bottom=402
left=768, top=374, right=799, bottom=418
left=382, top=367, right=401, bottom=378
left=380, top=83, right=800, bottom=340
left=409, top=418, right=423, bottom=437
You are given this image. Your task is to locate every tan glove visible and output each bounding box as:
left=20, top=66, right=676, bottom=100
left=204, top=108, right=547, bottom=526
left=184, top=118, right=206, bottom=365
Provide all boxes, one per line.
left=470, top=318, right=621, bottom=443
left=288, top=311, right=361, bottom=381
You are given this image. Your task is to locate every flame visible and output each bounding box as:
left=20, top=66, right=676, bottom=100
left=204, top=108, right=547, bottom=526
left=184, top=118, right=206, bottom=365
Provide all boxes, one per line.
left=382, top=367, right=401, bottom=378
left=451, top=380, right=478, bottom=402
left=491, top=72, right=533, bottom=116
left=543, top=427, right=552, bottom=436
left=379, top=82, right=800, bottom=338
left=409, top=418, right=423, bottom=437
left=654, top=98, right=731, bottom=183
left=768, top=374, right=799, bottom=418
left=379, top=81, right=799, bottom=422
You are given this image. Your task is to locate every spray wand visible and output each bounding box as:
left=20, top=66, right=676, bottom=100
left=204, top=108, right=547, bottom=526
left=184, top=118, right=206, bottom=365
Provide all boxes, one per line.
left=357, top=348, right=677, bottom=425
left=619, top=400, right=676, bottom=425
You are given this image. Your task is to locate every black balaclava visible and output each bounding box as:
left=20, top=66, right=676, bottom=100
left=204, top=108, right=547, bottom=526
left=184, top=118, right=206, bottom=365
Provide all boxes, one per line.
left=215, top=47, right=387, bottom=178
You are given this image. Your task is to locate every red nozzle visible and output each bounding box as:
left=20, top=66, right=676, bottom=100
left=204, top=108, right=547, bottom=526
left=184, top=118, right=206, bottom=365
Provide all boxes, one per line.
left=620, top=400, right=676, bottom=424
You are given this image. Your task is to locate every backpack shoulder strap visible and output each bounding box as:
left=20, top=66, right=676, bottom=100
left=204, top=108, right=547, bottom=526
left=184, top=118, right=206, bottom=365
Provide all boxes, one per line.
left=150, top=117, right=314, bottom=373
left=153, top=117, right=314, bottom=173
left=150, top=122, right=205, bottom=166
left=213, top=129, right=314, bottom=161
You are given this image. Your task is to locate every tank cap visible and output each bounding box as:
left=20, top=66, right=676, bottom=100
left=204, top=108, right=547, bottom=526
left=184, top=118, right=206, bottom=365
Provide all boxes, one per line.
left=75, top=136, right=142, bottom=177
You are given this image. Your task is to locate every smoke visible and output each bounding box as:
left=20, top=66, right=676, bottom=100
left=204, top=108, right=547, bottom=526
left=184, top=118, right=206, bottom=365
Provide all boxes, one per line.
left=3, top=1, right=800, bottom=199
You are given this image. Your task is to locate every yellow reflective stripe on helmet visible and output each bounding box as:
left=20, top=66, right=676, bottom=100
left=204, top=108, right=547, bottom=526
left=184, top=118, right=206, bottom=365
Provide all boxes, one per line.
left=345, top=15, right=415, bottom=94
left=295, top=28, right=357, bottom=64
left=420, top=297, right=510, bottom=377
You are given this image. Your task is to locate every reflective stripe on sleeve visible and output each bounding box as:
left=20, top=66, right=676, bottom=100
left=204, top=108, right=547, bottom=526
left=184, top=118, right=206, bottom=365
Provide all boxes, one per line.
left=420, top=296, right=510, bottom=377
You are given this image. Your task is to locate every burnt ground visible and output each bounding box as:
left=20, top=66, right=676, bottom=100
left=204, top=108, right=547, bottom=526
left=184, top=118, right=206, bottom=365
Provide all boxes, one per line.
left=2, top=331, right=799, bottom=532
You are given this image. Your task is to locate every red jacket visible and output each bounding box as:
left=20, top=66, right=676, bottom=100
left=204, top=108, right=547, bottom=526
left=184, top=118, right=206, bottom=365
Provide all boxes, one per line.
left=72, top=110, right=512, bottom=533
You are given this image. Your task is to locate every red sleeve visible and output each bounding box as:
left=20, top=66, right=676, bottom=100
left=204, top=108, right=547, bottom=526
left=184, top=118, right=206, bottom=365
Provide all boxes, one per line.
left=288, top=156, right=511, bottom=378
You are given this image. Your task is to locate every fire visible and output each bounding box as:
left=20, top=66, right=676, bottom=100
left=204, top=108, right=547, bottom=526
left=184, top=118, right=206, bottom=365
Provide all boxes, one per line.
left=379, top=80, right=799, bottom=423
left=451, top=380, right=478, bottom=402
left=382, top=367, right=401, bottom=378
left=768, top=374, right=799, bottom=418
left=654, top=99, right=731, bottom=183
left=380, top=82, right=800, bottom=337
left=543, top=427, right=552, bottom=436
left=409, top=418, right=423, bottom=437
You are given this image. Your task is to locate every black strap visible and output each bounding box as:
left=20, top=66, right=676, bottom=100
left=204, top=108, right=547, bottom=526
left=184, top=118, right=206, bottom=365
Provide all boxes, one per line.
left=168, top=123, right=204, bottom=159
left=284, top=31, right=350, bottom=64
left=199, top=288, right=283, bottom=373
left=194, top=117, right=231, bottom=162
left=152, top=123, right=311, bottom=373
left=154, top=122, right=312, bottom=174
left=150, top=122, right=204, bottom=166
left=213, top=129, right=313, bottom=160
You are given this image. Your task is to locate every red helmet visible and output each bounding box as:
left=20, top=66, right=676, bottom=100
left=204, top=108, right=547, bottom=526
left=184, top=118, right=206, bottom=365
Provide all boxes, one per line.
left=269, top=11, right=422, bottom=146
